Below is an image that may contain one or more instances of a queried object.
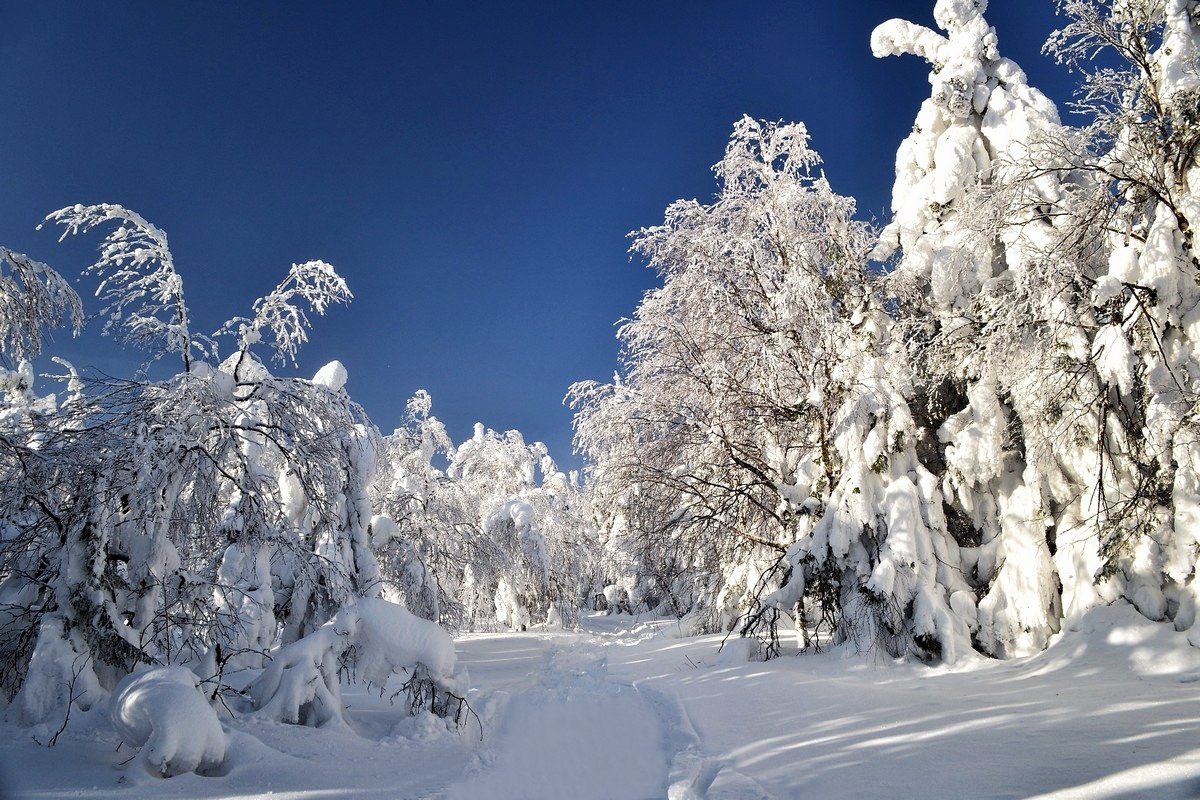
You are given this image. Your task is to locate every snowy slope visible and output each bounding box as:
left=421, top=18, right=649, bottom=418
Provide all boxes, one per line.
left=2, top=603, right=1198, bottom=799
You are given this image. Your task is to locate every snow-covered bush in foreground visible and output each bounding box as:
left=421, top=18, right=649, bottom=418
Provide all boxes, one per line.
left=110, top=667, right=227, bottom=777
left=2, top=352, right=387, bottom=726
left=249, top=598, right=467, bottom=728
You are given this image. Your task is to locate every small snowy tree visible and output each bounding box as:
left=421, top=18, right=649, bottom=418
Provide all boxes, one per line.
left=218, top=259, right=352, bottom=368
left=372, top=392, right=475, bottom=627
left=446, top=422, right=591, bottom=630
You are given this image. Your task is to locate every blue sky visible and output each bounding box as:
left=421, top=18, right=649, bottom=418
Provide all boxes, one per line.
left=0, top=2, right=1073, bottom=467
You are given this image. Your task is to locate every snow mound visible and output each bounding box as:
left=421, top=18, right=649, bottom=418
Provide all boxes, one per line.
left=353, top=596, right=459, bottom=682
left=1056, top=601, right=1200, bottom=680
left=369, top=513, right=401, bottom=548
left=109, top=667, right=227, bottom=777
left=312, top=359, right=347, bottom=390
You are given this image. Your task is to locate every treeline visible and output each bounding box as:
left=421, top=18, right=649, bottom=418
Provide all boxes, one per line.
left=0, top=204, right=594, bottom=739
left=572, top=0, right=1200, bottom=661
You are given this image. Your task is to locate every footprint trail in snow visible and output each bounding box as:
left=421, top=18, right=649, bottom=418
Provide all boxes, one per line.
left=445, top=634, right=669, bottom=800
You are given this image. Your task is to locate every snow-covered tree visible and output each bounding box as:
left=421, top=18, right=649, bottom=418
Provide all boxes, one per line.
left=218, top=258, right=352, bottom=367
left=441, top=420, right=593, bottom=630
left=870, top=0, right=1072, bottom=656
left=374, top=396, right=594, bottom=631
left=573, top=117, right=976, bottom=660
left=1, top=206, right=462, bottom=738
left=372, top=391, right=469, bottom=625
left=1040, top=0, right=1200, bottom=641
left=871, top=0, right=1200, bottom=653
left=44, top=204, right=205, bottom=369
left=0, top=246, right=82, bottom=361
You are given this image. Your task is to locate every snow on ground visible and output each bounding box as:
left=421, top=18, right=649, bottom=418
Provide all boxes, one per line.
left=2, top=601, right=1199, bottom=799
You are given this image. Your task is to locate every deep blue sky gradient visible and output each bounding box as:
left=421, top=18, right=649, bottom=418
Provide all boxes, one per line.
left=0, top=2, right=1074, bottom=467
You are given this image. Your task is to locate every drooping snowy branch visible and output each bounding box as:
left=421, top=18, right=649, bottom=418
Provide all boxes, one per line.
left=247, top=598, right=466, bottom=728
left=218, top=259, right=352, bottom=366
left=0, top=247, right=82, bottom=360
left=42, top=204, right=203, bottom=369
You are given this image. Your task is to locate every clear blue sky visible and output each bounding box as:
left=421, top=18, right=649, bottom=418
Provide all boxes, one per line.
left=0, top=2, right=1073, bottom=467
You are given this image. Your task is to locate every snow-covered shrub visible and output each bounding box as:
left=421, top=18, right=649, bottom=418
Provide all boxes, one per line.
left=0, top=353, right=385, bottom=710
left=15, top=616, right=105, bottom=727
left=110, top=667, right=227, bottom=777
left=248, top=598, right=466, bottom=728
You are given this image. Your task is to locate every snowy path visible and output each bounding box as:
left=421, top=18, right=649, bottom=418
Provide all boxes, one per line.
left=3, top=603, right=1200, bottom=799
left=444, top=634, right=669, bottom=799
left=443, top=623, right=775, bottom=800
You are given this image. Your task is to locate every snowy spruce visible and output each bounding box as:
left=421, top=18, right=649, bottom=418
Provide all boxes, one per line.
left=1, top=0, right=1199, bottom=795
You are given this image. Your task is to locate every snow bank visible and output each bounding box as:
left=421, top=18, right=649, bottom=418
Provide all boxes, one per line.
left=109, top=667, right=227, bottom=777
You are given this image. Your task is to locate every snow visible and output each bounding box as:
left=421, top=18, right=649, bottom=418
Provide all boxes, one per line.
left=311, top=359, right=347, bottom=391
left=4, top=3, right=1200, bottom=799
left=14, top=616, right=104, bottom=727
left=108, top=667, right=228, bottom=778
left=248, top=597, right=464, bottom=728
left=1093, top=324, right=1137, bottom=396
left=5, top=604, right=1200, bottom=798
